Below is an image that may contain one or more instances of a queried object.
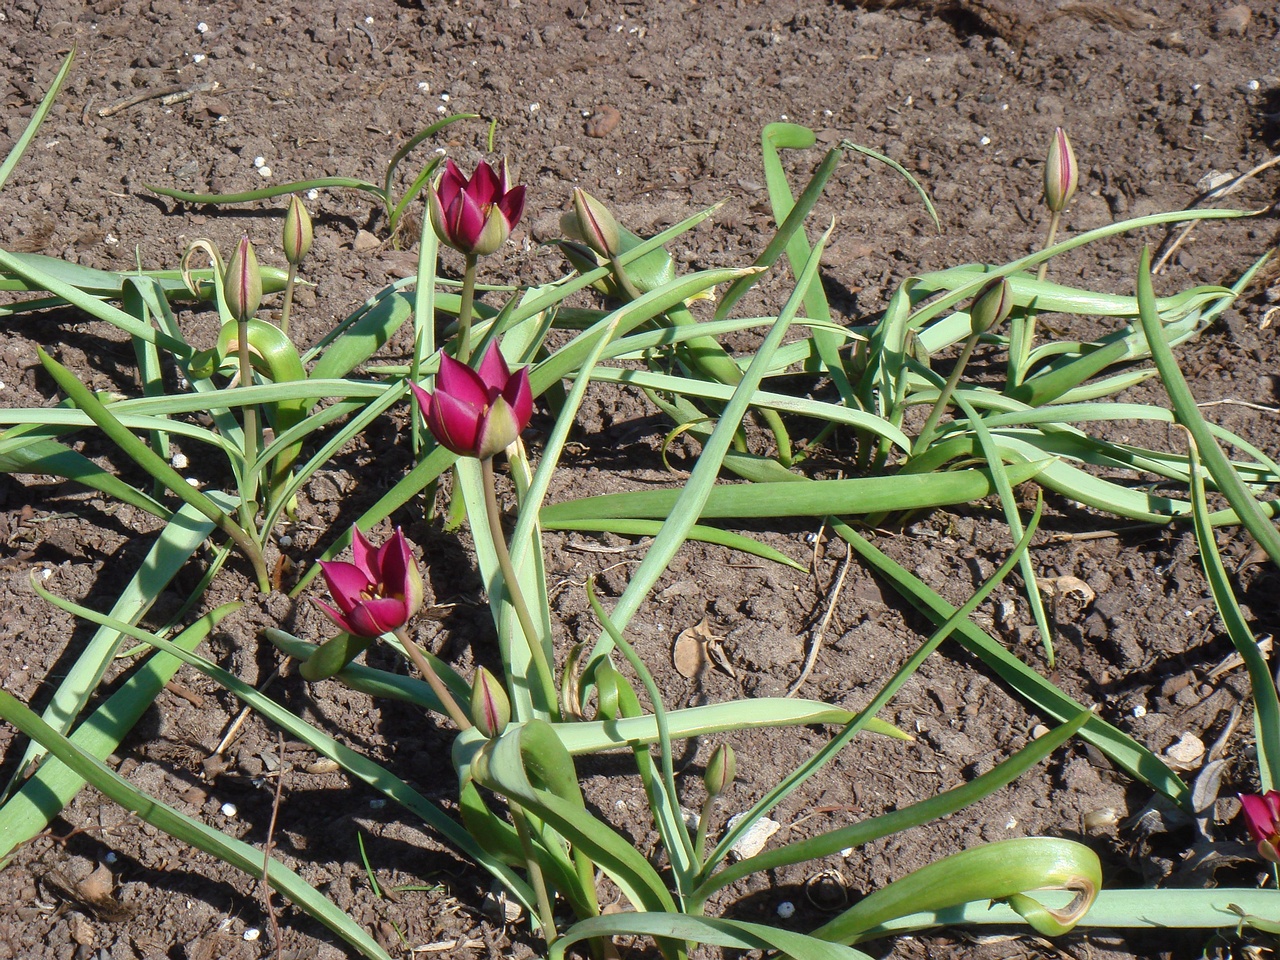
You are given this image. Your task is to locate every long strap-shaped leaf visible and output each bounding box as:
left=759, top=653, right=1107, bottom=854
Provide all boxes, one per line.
left=1135, top=245, right=1280, bottom=565
left=551, top=914, right=875, bottom=960
left=1188, top=434, right=1280, bottom=790
left=839, top=523, right=1189, bottom=806
left=0, top=691, right=393, bottom=960
left=811, top=836, right=1100, bottom=944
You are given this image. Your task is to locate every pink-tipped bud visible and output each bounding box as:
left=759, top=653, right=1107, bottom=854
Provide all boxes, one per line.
left=969, top=277, right=1014, bottom=336
left=703, top=743, right=737, bottom=798
left=224, top=235, right=262, bottom=323
left=561, top=188, right=620, bottom=259
left=470, top=667, right=511, bottom=738
left=283, top=195, right=313, bottom=266
left=1043, top=127, right=1078, bottom=213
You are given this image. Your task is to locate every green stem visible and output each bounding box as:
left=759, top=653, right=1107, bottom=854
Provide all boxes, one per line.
left=279, top=262, right=298, bottom=337
left=391, top=627, right=472, bottom=730
left=236, top=319, right=260, bottom=530
left=456, top=253, right=479, bottom=362
left=694, top=794, right=715, bottom=865
left=510, top=805, right=559, bottom=944
left=912, top=334, right=977, bottom=455
left=1011, top=210, right=1061, bottom=387
left=480, top=457, right=560, bottom=721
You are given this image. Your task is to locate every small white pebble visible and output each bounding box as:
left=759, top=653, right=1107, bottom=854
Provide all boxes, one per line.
left=1005, top=816, right=1018, bottom=829
left=980, top=135, right=992, bottom=146
left=196, top=21, right=208, bottom=33
left=364, top=15, right=373, bottom=24
left=253, top=156, right=266, bottom=168
left=104, top=234, right=118, bottom=245
left=277, top=534, right=293, bottom=548
left=0, top=380, right=6, bottom=390
left=306, top=188, right=318, bottom=200
left=40, top=568, right=53, bottom=581
left=171, top=452, right=189, bottom=470
left=440, top=92, right=451, bottom=102
left=823, top=109, right=833, bottom=117
left=221, top=802, right=238, bottom=818
left=185, top=477, right=202, bottom=488
left=257, top=165, right=272, bottom=178
left=780, top=113, right=789, bottom=121
left=1132, top=704, right=1147, bottom=718
left=1248, top=79, right=1261, bottom=91
left=776, top=901, right=796, bottom=919
left=528, top=102, right=540, bottom=113
left=436, top=105, right=447, bottom=114
left=417, top=81, right=429, bottom=91
left=242, top=928, right=261, bottom=942
left=104, top=852, right=118, bottom=864
left=839, top=846, right=853, bottom=857
left=192, top=53, right=205, bottom=64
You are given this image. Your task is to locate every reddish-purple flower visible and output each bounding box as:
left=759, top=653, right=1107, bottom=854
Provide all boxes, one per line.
left=428, top=159, right=526, bottom=257
left=1043, top=127, right=1078, bottom=213
left=411, top=342, right=533, bottom=460
left=1239, top=791, right=1280, bottom=863
left=316, top=527, right=425, bottom=639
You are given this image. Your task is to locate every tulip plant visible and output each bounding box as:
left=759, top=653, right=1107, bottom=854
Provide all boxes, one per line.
left=4, top=49, right=1280, bottom=960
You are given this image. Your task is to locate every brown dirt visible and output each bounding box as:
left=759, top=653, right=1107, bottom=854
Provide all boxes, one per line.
left=2, top=1, right=1279, bottom=958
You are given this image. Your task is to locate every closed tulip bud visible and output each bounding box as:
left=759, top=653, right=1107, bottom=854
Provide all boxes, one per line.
left=470, top=667, right=511, bottom=738
left=562, top=188, right=620, bottom=259
left=703, top=744, right=737, bottom=798
left=283, top=195, right=313, bottom=266
left=1043, top=127, right=1078, bottom=213
left=969, top=277, right=1014, bottom=336
left=224, top=235, right=262, bottom=323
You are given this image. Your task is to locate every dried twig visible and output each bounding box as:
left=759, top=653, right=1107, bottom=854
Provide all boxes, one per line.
left=97, top=81, right=218, bottom=118
left=261, top=730, right=286, bottom=959
left=787, top=542, right=852, bottom=697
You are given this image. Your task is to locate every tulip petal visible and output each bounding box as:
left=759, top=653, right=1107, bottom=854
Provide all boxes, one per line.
left=469, top=160, right=502, bottom=207
left=474, top=395, right=521, bottom=460
left=319, top=561, right=369, bottom=612
left=435, top=353, right=491, bottom=410
left=314, top=597, right=357, bottom=635
left=428, top=389, right=484, bottom=455
left=347, top=597, right=409, bottom=638
left=476, top=342, right=513, bottom=393
left=502, top=365, right=534, bottom=434
left=498, top=184, right=526, bottom=231
left=436, top=160, right=465, bottom=210
left=351, top=527, right=379, bottom=582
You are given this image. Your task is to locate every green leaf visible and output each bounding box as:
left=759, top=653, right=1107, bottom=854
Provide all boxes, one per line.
left=812, top=837, right=1101, bottom=944
left=541, top=463, right=1047, bottom=524
left=552, top=914, right=875, bottom=960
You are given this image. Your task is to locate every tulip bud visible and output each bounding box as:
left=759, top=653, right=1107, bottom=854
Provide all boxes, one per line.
left=283, top=195, right=313, bottom=266
left=562, top=188, right=620, bottom=259
left=703, top=744, right=737, bottom=798
left=224, top=235, right=262, bottom=323
left=1043, top=127, right=1078, bottom=214
left=1240, top=791, right=1280, bottom=863
left=968, top=277, right=1014, bottom=336
left=470, top=667, right=511, bottom=738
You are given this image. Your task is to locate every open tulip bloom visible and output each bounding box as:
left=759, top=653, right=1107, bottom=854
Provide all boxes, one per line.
left=412, top=343, right=533, bottom=461
left=316, top=527, right=425, bottom=639
left=1240, top=791, right=1280, bottom=863
left=428, top=158, right=526, bottom=258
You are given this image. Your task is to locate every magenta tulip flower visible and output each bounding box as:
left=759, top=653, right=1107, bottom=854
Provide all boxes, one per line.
left=1240, top=791, right=1280, bottom=863
left=428, top=159, right=526, bottom=257
left=411, top=342, right=533, bottom=460
left=316, top=527, right=425, bottom=639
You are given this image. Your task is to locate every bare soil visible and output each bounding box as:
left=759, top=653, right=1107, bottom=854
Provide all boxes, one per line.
left=1, top=1, right=1279, bottom=958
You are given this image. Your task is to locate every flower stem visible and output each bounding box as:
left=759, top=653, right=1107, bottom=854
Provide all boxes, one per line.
left=456, top=252, right=479, bottom=363
left=1011, top=210, right=1062, bottom=387
left=913, top=333, right=978, bottom=455
left=391, top=627, right=472, bottom=730
left=480, top=456, right=560, bottom=721
left=236, top=319, right=260, bottom=524
left=510, top=805, right=559, bottom=944
left=279, top=262, right=298, bottom=338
